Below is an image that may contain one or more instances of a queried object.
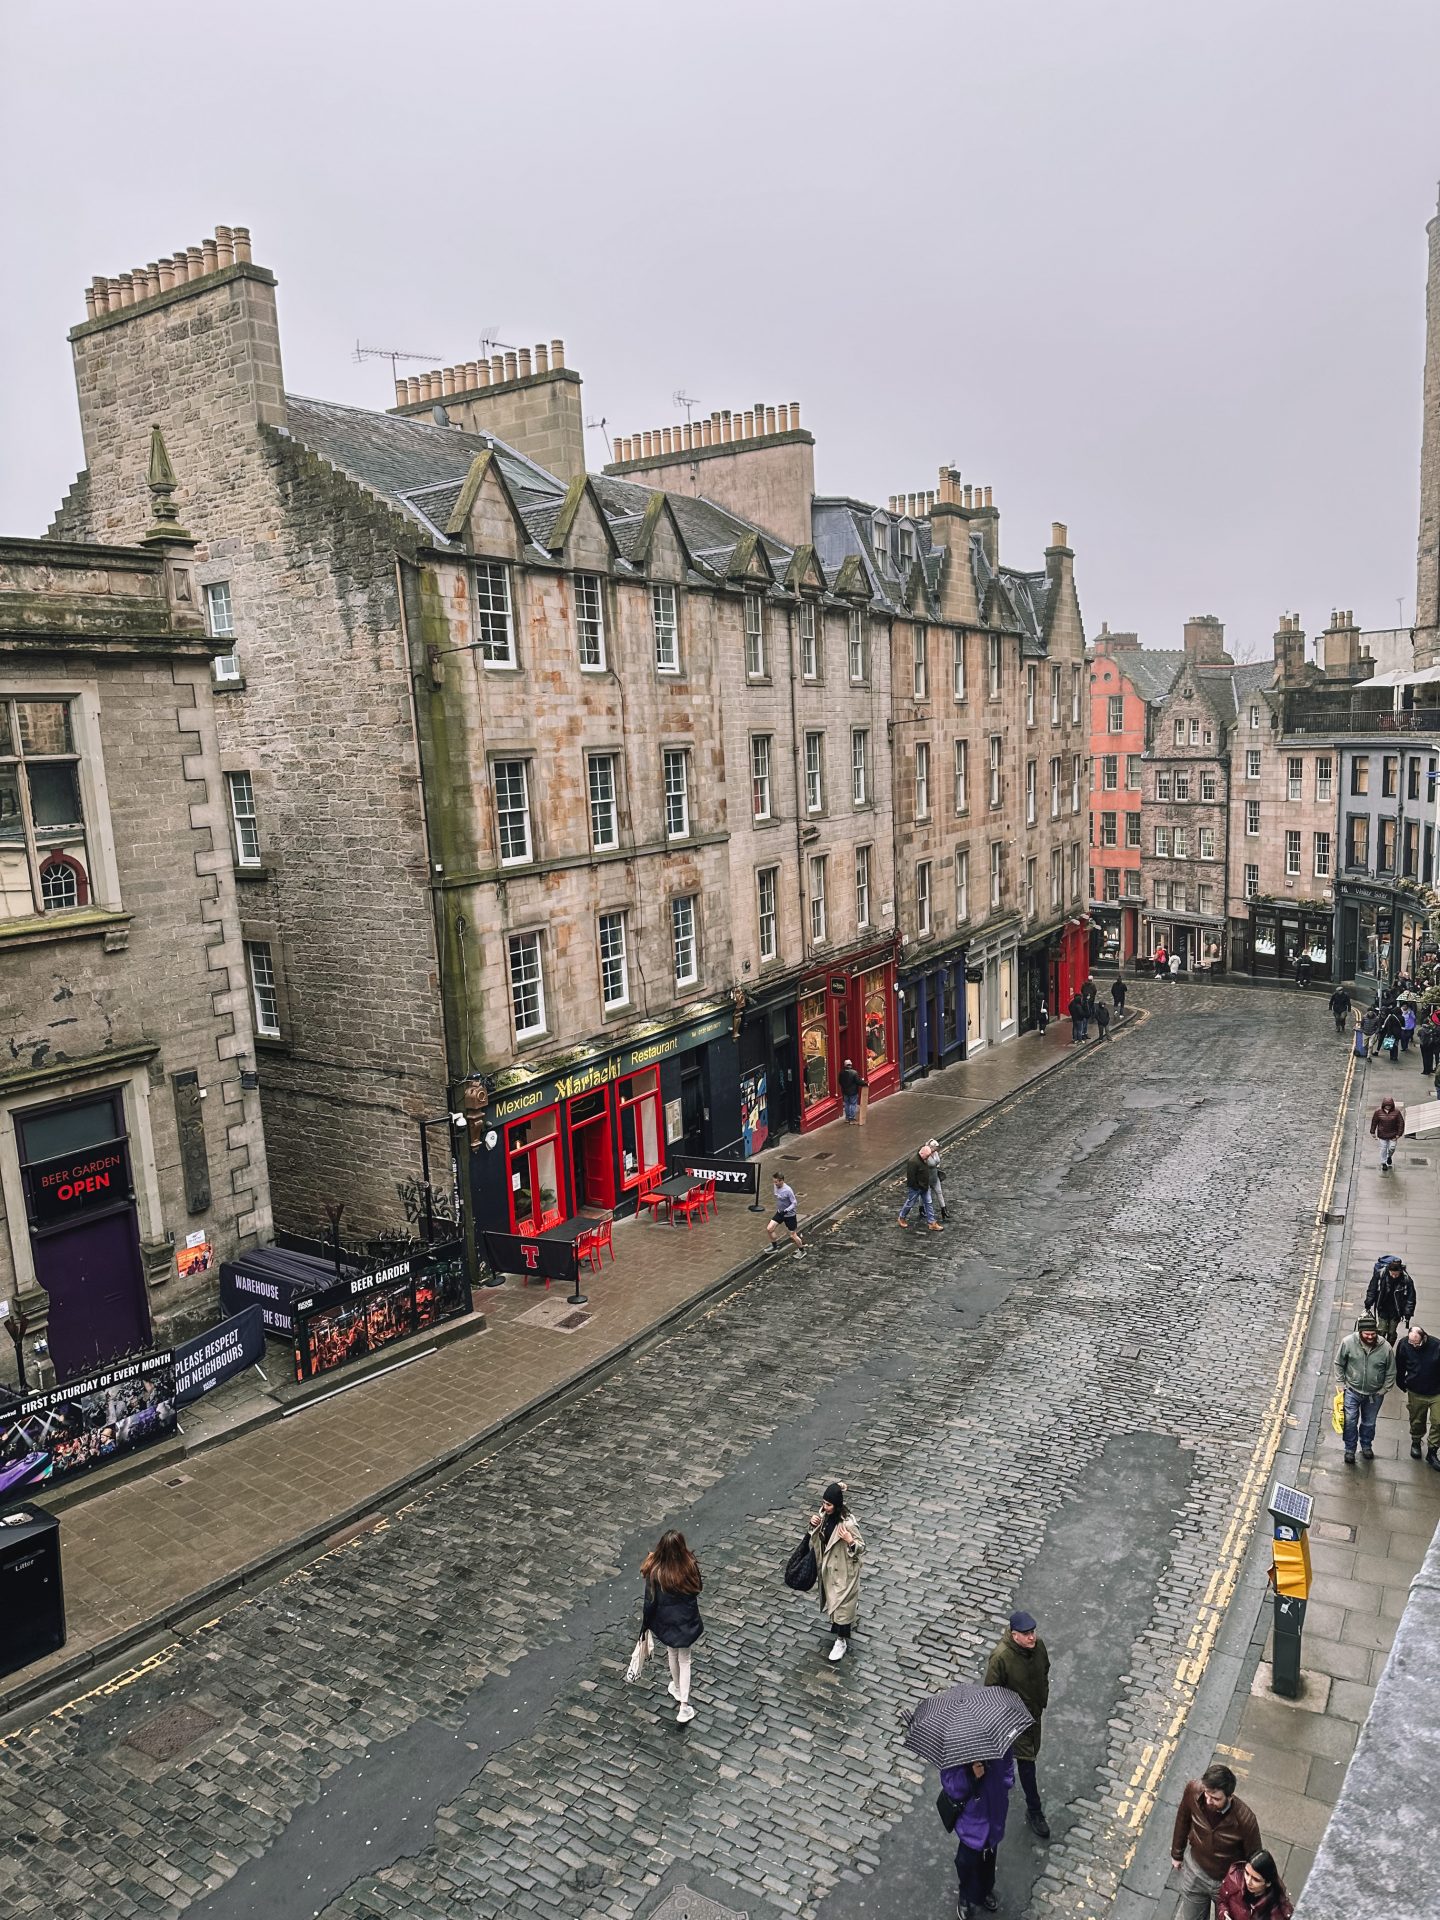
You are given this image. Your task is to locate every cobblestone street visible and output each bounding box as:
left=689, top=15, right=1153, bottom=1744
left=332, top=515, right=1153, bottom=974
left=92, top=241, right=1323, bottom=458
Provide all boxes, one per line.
left=0, top=990, right=1351, bottom=1920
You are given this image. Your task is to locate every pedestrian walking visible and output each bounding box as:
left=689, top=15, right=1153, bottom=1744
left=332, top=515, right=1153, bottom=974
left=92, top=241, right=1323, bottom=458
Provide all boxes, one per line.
left=1216, top=1849, right=1293, bottom=1920
left=1168, top=951, right=1182, bottom=983
left=638, top=1530, right=703, bottom=1724
left=1111, top=977, right=1127, bottom=1017
left=837, top=1057, right=865, bottom=1124
left=1068, top=991, right=1086, bottom=1043
left=1036, top=997, right=1049, bottom=1035
left=1421, top=1017, right=1437, bottom=1076
left=806, top=1480, right=863, bottom=1662
left=1327, top=985, right=1351, bottom=1035
left=897, top=1144, right=942, bottom=1230
left=941, top=1753, right=1013, bottom=1918
left=983, top=1610, right=1051, bottom=1839
left=1295, top=954, right=1314, bottom=989
left=1361, top=1005, right=1381, bottom=1057
left=1402, top=1004, right=1417, bottom=1051
left=1369, top=1095, right=1405, bottom=1171
left=1335, top=1313, right=1397, bottom=1465
left=1395, top=1325, right=1440, bottom=1468
left=764, top=1172, right=806, bottom=1257
left=1094, top=1000, right=1111, bottom=1042
left=1379, top=1005, right=1405, bottom=1061
left=1364, top=1254, right=1416, bottom=1344
left=1154, top=942, right=1168, bottom=979
left=1169, top=1763, right=1263, bottom=1920
left=925, top=1138, right=948, bottom=1222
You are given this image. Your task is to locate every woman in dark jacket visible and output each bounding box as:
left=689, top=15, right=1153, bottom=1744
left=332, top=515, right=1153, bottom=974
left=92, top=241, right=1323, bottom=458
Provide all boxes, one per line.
left=1216, top=1849, right=1292, bottom=1920
left=640, top=1530, right=703, bottom=1723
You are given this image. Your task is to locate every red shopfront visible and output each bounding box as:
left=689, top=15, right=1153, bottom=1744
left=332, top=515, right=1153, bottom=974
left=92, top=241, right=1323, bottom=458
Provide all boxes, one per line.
left=1051, top=919, right=1091, bottom=1018
left=796, top=951, right=899, bottom=1132
left=476, top=1010, right=735, bottom=1237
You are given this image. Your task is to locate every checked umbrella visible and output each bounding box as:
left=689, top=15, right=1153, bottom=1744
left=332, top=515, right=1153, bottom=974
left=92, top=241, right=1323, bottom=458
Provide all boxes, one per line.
left=901, top=1682, right=1034, bottom=1769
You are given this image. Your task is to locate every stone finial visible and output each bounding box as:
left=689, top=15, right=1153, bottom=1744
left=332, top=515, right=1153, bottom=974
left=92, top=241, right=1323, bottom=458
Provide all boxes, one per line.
left=142, top=425, right=195, bottom=547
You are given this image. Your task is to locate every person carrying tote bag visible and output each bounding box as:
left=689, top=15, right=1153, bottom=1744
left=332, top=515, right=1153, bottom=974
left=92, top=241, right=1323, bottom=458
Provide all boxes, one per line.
left=637, top=1531, right=704, bottom=1723
left=807, top=1479, right=864, bottom=1663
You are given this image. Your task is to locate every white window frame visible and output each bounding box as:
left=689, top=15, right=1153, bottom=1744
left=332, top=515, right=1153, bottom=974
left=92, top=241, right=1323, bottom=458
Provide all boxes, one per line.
left=954, top=632, right=967, bottom=702
left=226, top=770, right=261, bottom=868
left=955, top=738, right=969, bottom=814
left=245, top=939, right=280, bottom=1038
left=1201, top=770, right=1218, bottom=802
left=1155, top=826, right=1171, bottom=858
left=1246, top=799, right=1260, bottom=836
left=1314, top=831, right=1331, bottom=878
left=1102, top=754, right=1119, bottom=791
left=575, top=573, right=606, bottom=671
left=744, top=591, right=767, bottom=678
left=808, top=855, right=827, bottom=945
left=848, top=610, right=868, bottom=683
left=1286, top=756, right=1303, bottom=802
left=651, top=583, right=679, bottom=672
left=1026, top=664, right=1037, bottom=727
left=916, top=860, right=932, bottom=936
left=757, top=866, right=779, bottom=962
left=987, top=634, right=1002, bottom=699
left=1024, top=855, right=1036, bottom=917
left=1316, top=756, right=1333, bottom=802
left=1070, top=665, right=1081, bottom=724
left=955, top=848, right=969, bottom=921
left=1025, top=758, right=1037, bottom=826
left=587, top=752, right=619, bottom=851
left=205, top=581, right=241, bottom=682
left=598, top=910, right=629, bottom=1009
left=1199, top=826, right=1216, bottom=860
left=1050, top=663, right=1061, bottom=725
left=474, top=561, right=516, bottom=667
left=800, top=601, right=819, bottom=679
left=915, top=741, right=931, bottom=819
left=663, top=748, right=690, bottom=840
left=1070, top=754, right=1081, bottom=813
left=1244, top=862, right=1260, bottom=900
left=751, top=734, right=773, bottom=822
left=1050, top=756, right=1061, bottom=818
left=1173, top=826, right=1188, bottom=857
left=805, top=731, right=825, bottom=814
left=494, top=758, right=533, bottom=866
left=1284, top=829, right=1301, bottom=877
left=508, top=930, right=546, bottom=1039
left=1250, top=705, right=1261, bottom=729
left=1107, top=693, right=1124, bottom=733
left=988, top=735, right=1002, bottom=810
left=913, top=626, right=928, bottom=700
left=671, top=895, right=698, bottom=986
left=855, top=844, right=871, bottom=928
left=1245, top=749, right=1261, bottom=780
left=989, top=840, right=1002, bottom=909
left=851, top=728, right=869, bottom=807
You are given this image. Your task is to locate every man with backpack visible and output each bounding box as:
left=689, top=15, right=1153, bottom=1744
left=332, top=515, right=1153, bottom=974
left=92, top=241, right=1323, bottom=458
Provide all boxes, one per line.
left=1365, top=1254, right=1416, bottom=1346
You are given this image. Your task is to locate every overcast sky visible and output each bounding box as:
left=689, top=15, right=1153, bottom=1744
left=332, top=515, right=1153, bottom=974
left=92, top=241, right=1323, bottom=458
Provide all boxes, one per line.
left=3, top=0, right=1439, bottom=652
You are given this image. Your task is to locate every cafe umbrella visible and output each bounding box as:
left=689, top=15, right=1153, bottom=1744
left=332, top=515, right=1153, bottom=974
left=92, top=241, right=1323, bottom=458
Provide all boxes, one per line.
left=901, top=1681, right=1034, bottom=1769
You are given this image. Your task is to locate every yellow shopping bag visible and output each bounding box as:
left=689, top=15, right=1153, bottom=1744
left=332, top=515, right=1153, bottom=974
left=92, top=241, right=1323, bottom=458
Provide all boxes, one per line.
left=1332, top=1389, right=1345, bottom=1436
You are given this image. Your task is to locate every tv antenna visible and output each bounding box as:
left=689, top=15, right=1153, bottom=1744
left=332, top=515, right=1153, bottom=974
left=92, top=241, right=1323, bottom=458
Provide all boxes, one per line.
left=673, top=389, right=699, bottom=424
left=480, top=330, right=517, bottom=359
left=585, top=414, right=612, bottom=461
left=352, top=341, right=443, bottom=382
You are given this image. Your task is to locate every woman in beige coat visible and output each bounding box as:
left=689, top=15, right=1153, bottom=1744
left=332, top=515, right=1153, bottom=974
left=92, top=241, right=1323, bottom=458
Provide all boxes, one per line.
left=807, top=1479, right=864, bottom=1662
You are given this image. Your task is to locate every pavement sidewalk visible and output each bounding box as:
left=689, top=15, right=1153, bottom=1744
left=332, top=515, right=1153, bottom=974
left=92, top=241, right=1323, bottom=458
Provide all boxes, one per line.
left=1122, top=1040, right=1440, bottom=1916
left=0, top=1007, right=1127, bottom=1720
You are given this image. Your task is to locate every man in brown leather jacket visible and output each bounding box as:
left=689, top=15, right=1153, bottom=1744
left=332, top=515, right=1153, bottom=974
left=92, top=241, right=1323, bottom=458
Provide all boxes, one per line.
left=1170, top=1762, right=1262, bottom=1919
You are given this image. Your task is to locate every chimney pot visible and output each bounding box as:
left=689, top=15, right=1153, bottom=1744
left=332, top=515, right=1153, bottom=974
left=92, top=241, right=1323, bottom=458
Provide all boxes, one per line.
left=489, top=354, right=504, bottom=384
left=741, top=411, right=753, bottom=439
left=700, top=420, right=711, bottom=447
left=395, top=378, right=407, bottom=406
left=534, top=343, right=549, bottom=373
left=642, top=431, right=653, bottom=457
left=658, top=427, right=670, bottom=454
left=778, top=404, right=789, bottom=431
left=503, top=352, right=518, bottom=381
left=117, top=272, right=134, bottom=308
left=130, top=267, right=148, bottom=301
left=765, top=406, right=777, bottom=435
left=169, top=251, right=189, bottom=284
left=460, top=360, right=475, bottom=388
left=186, top=245, right=204, bottom=279
left=963, top=484, right=973, bottom=507
left=1051, top=521, right=1067, bottom=548
left=84, top=285, right=97, bottom=319
left=215, top=225, right=234, bottom=267
left=232, top=226, right=253, bottom=263
left=201, top=237, right=218, bottom=274
left=789, top=401, right=800, bottom=428
left=550, top=338, right=565, bottom=368
left=722, top=411, right=733, bottom=444
left=519, top=348, right=532, bottom=378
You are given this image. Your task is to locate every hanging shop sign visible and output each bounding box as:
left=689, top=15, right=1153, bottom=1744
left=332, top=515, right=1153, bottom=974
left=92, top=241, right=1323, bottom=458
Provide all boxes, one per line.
left=291, top=1242, right=470, bottom=1382
left=23, top=1138, right=132, bottom=1231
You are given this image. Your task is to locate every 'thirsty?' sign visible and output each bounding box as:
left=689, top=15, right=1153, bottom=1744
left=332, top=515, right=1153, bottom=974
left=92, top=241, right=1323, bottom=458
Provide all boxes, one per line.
left=665, top=1151, right=759, bottom=1197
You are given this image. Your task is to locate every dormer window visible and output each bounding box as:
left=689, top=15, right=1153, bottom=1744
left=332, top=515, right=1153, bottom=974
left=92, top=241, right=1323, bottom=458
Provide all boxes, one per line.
left=871, top=516, right=889, bottom=568
left=897, top=524, right=915, bottom=567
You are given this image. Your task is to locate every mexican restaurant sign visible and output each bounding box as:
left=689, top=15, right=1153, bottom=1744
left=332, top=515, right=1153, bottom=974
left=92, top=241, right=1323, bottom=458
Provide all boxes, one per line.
left=488, top=1012, right=733, bottom=1123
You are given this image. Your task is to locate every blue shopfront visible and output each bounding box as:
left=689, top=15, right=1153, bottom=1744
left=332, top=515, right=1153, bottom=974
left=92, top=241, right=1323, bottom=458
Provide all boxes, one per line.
left=898, top=945, right=968, bottom=1081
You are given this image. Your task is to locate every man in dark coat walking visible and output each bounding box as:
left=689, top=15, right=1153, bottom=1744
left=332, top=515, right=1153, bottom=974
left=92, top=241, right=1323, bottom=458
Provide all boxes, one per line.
left=1111, top=977, right=1127, bottom=1017
left=984, top=1609, right=1051, bottom=1839
left=1068, top=991, right=1086, bottom=1044
left=1365, top=1254, right=1416, bottom=1345
left=1396, top=1325, right=1440, bottom=1467
left=1327, top=985, right=1351, bottom=1035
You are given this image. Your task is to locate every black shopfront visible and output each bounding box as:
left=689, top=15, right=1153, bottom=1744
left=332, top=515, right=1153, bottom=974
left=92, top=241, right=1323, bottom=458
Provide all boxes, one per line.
left=1241, top=901, right=1335, bottom=982
left=473, top=1010, right=739, bottom=1237
left=898, top=943, right=967, bottom=1081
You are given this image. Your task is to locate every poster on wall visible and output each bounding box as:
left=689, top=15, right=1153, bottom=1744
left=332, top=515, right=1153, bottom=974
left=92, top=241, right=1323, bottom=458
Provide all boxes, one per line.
left=0, top=1351, right=177, bottom=1494
left=177, top=1230, right=214, bottom=1280
left=292, top=1243, right=470, bottom=1382
left=740, top=1069, right=768, bottom=1156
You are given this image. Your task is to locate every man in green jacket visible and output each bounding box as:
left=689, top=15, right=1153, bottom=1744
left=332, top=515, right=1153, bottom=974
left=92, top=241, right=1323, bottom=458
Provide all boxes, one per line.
left=984, top=1609, right=1051, bottom=1839
left=1336, top=1312, right=1398, bottom=1465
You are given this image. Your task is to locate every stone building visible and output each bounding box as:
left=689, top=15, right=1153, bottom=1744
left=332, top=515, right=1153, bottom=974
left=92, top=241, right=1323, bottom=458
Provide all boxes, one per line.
left=0, top=496, right=269, bottom=1379
left=1087, top=627, right=1185, bottom=963
left=48, top=224, right=1086, bottom=1244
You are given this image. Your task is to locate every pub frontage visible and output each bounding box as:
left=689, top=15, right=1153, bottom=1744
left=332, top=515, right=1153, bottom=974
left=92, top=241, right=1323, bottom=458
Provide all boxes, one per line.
left=475, top=1006, right=739, bottom=1238
left=794, top=947, right=899, bottom=1129
left=898, top=940, right=968, bottom=1081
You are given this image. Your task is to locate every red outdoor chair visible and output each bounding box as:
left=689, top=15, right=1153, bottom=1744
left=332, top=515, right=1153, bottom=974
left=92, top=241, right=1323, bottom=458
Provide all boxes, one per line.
left=588, top=1216, right=615, bottom=1267
left=671, top=1184, right=706, bottom=1230
left=636, top=1167, right=670, bottom=1222
left=572, top=1228, right=595, bottom=1274
left=700, top=1177, right=718, bottom=1220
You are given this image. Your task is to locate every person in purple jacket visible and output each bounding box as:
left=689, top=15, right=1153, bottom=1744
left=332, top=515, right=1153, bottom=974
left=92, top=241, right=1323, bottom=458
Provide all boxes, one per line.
left=941, top=1749, right=1014, bottom=1917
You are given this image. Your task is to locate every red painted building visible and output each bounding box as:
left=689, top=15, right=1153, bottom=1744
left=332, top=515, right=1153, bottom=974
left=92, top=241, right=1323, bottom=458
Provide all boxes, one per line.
left=1088, top=628, right=1185, bottom=963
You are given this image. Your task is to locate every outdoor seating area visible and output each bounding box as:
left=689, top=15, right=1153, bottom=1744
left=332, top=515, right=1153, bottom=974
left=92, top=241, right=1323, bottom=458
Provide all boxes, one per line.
left=635, top=1167, right=718, bottom=1229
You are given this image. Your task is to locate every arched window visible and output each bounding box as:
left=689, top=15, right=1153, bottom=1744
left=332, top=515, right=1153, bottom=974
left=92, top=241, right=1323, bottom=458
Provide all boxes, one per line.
left=38, top=852, right=88, bottom=911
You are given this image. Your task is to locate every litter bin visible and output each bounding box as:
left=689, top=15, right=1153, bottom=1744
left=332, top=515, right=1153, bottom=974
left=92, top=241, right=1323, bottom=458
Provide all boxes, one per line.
left=1266, top=1481, right=1313, bottom=1699
left=0, top=1501, right=65, bottom=1678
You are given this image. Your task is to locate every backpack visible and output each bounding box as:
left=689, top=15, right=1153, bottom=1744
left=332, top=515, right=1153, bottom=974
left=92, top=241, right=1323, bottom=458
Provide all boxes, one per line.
left=1370, top=1256, right=1410, bottom=1319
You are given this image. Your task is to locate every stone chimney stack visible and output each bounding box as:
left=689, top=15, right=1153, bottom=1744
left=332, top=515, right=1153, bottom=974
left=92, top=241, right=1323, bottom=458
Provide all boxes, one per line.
left=65, top=224, right=285, bottom=545
left=389, top=340, right=585, bottom=481
left=1182, top=614, right=1230, bottom=664
left=1272, top=612, right=1306, bottom=687
left=604, top=394, right=815, bottom=547
left=1321, top=607, right=1365, bottom=680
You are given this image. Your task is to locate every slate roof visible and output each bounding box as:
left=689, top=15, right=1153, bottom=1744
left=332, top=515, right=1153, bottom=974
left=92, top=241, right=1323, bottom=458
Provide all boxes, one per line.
left=1114, top=648, right=1186, bottom=704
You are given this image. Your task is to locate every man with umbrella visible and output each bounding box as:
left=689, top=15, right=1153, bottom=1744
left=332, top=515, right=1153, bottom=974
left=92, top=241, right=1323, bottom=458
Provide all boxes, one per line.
left=904, top=1679, right=1033, bottom=1919
left=984, top=1609, right=1051, bottom=1838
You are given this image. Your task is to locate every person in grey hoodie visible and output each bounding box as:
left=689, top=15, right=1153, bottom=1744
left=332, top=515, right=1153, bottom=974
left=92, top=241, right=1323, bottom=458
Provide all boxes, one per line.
left=925, top=1138, right=947, bottom=1222
left=1335, top=1313, right=1397, bottom=1465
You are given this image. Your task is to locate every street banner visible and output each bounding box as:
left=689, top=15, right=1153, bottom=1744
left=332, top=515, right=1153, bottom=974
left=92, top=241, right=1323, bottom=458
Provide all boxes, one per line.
left=0, top=1350, right=177, bottom=1494
left=664, top=1151, right=760, bottom=1197
left=483, top=1231, right=578, bottom=1286
left=173, top=1307, right=266, bottom=1404
left=292, top=1242, right=469, bottom=1382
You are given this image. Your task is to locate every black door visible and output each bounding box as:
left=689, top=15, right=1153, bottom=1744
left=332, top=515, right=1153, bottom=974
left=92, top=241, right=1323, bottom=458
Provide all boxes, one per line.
left=680, top=1067, right=705, bottom=1152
